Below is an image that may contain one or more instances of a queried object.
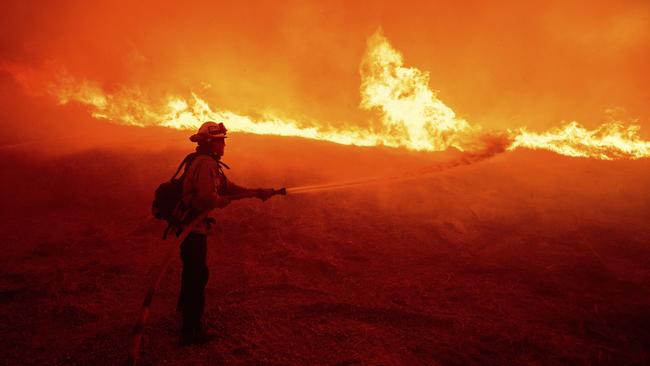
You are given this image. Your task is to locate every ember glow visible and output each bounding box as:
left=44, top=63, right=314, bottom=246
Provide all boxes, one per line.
left=2, top=31, right=649, bottom=159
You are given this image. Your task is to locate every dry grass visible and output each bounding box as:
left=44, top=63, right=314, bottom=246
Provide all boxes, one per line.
left=1, top=132, right=649, bottom=365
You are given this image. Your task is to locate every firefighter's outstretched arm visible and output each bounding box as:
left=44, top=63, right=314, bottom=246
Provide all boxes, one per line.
left=227, top=180, right=284, bottom=202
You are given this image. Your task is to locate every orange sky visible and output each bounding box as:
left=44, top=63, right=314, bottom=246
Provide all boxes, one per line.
left=1, top=0, right=649, bottom=137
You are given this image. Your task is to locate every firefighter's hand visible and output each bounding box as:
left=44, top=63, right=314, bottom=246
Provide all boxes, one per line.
left=255, top=188, right=276, bottom=202
left=214, top=196, right=231, bottom=208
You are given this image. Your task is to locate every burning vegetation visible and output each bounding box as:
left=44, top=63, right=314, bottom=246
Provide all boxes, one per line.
left=2, top=31, right=648, bottom=160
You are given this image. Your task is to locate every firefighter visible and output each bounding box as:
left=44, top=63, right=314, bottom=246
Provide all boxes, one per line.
left=178, top=121, right=275, bottom=345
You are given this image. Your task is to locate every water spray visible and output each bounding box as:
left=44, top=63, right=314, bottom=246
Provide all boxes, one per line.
left=284, top=143, right=507, bottom=195
left=284, top=170, right=438, bottom=195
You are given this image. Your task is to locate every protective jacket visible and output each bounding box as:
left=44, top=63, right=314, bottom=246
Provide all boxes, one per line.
left=181, top=154, right=248, bottom=233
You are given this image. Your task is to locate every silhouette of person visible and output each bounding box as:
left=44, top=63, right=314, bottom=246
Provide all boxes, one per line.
left=177, top=121, right=275, bottom=345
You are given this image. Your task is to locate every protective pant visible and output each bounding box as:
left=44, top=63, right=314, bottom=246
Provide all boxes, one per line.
left=178, top=232, right=209, bottom=334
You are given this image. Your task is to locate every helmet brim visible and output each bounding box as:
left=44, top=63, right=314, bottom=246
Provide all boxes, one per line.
left=190, top=133, right=227, bottom=142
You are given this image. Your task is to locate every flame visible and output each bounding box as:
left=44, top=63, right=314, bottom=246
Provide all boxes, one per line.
left=1, top=32, right=478, bottom=152
left=509, top=121, right=650, bottom=160
left=360, top=30, right=474, bottom=151
left=2, top=31, right=649, bottom=160
left=2, top=62, right=390, bottom=147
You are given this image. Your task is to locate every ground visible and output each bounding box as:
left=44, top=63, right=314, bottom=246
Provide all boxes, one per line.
left=1, top=130, right=649, bottom=365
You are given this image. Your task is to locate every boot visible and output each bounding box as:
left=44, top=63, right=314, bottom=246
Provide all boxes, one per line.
left=179, top=329, right=195, bottom=347
left=179, top=323, right=218, bottom=346
left=192, top=329, right=218, bottom=345
left=192, top=322, right=218, bottom=345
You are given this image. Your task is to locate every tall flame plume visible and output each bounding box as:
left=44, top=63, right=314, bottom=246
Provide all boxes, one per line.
left=360, top=31, right=474, bottom=151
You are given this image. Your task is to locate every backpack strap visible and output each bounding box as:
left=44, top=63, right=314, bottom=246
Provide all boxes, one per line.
left=170, top=152, right=229, bottom=182
left=162, top=223, right=174, bottom=240
left=170, top=153, right=200, bottom=181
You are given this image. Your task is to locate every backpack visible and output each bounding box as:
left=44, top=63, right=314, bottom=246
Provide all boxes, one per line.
left=152, top=152, right=229, bottom=239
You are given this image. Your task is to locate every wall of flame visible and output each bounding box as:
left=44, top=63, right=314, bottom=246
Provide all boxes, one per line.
left=1, top=1, right=648, bottom=159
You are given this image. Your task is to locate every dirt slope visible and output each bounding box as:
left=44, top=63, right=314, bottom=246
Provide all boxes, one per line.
left=1, top=130, right=649, bottom=365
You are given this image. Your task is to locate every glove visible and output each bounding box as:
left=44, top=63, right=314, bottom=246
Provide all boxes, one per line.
left=255, top=188, right=276, bottom=202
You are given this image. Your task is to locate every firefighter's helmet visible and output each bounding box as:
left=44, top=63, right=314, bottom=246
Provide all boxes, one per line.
left=189, top=121, right=228, bottom=142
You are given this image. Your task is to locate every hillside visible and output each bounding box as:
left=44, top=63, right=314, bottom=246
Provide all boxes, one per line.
left=1, top=129, right=649, bottom=365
